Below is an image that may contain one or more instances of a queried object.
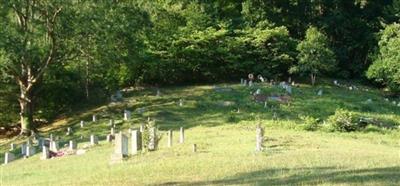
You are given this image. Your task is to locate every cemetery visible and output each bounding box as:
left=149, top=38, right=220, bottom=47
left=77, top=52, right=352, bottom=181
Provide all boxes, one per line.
left=0, top=79, right=399, bottom=185
left=1, top=1, right=400, bottom=185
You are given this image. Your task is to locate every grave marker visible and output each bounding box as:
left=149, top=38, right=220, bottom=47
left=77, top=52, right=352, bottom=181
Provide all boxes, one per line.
left=256, top=125, right=264, bottom=152
left=26, top=146, right=36, bottom=157
left=50, top=141, right=59, bottom=152
left=66, top=127, right=72, bottom=135
left=148, top=127, right=157, bottom=151
left=21, top=143, right=27, bottom=155
left=90, top=135, right=98, bottom=145
left=111, top=132, right=128, bottom=161
left=4, top=152, right=15, bottom=164
left=41, top=146, right=50, bottom=160
left=69, top=140, right=77, bottom=150
left=167, top=130, right=173, bottom=147
left=179, top=127, right=185, bottom=143
left=80, top=121, right=85, bottom=128
left=92, top=115, right=97, bottom=122
left=10, top=143, right=16, bottom=151
left=192, top=144, right=197, bottom=153
left=106, top=134, right=114, bottom=143
left=131, top=130, right=141, bottom=155
left=124, top=110, right=131, bottom=121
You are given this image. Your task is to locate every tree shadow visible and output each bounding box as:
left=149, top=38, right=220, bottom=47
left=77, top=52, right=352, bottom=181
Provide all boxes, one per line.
left=156, top=166, right=400, bottom=186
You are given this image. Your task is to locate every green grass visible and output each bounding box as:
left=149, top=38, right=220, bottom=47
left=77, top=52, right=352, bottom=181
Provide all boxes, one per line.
left=0, top=82, right=399, bottom=185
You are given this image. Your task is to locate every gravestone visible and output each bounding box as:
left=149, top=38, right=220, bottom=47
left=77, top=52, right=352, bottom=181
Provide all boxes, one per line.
left=26, top=146, right=36, bottom=157
left=21, top=143, right=27, bottom=155
left=393, top=101, right=397, bottom=105
left=286, top=85, right=292, bottom=94
left=111, top=127, right=115, bottom=136
left=49, top=141, right=59, bottom=152
left=167, top=130, right=173, bottom=147
left=179, top=99, right=183, bottom=107
left=106, top=134, right=114, bottom=143
left=243, top=80, right=247, bottom=86
left=41, top=146, right=50, bottom=160
left=124, top=110, right=131, bottom=121
left=109, top=119, right=114, bottom=126
left=258, top=75, right=265, bottom=82
left=240, top=78, right=244, bottom=85
left=255, top=125, right=264, bottom=152
left=112, top=132, right=128, bottom=161
left=90, top=135, right=98, bottom=145
left=179, top=127, right=185, bottom=143
left=317, top=89, right=323, bottom=96
left=148, top=127, right=157, bottom=151
left=49, top=134, right=54, bottom=141
left=248, top=80, right=253, bottom=87
left=192, top=144, right=197, bottom=153
left=92, top=115, right=97, bottom=122
left=264, top=101, right=268, bottom=109
left=156, top=89, right=161, bottom=97
left=131, top=130, right=141, bottom=155
left=4, top=152, right=15, bottom=164
left=66, top=127, right=72, bottom=136
left=69, top=140, right=77, bottom=150
left=255, top=89, right=261, bottom=95
left=10, top=143, right=16, bottom=151
left=140, top=124, right=145, bottom=133
left=80, top=121, right=85, bottom=128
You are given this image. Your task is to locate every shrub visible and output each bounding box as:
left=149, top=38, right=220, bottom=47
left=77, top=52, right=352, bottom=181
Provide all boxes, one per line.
left=327, top=109, right=360, bottom=132
left=299, top=115, right=319, bottom=131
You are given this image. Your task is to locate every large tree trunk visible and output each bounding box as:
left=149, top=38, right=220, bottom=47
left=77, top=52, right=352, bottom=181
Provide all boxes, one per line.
left=19, top=85, right=34, bottom=136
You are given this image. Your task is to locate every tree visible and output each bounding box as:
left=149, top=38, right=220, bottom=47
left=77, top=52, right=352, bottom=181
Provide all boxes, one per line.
left=292, top=26, right=336, bottom=85
left=0, top=1, right=75, bottom=135
left=367, top=23, right=400, bottom=92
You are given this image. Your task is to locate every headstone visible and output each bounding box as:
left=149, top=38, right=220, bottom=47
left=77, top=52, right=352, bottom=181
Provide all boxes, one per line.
left=21, top=143, right=27, bottom=155
left=92, top=115, right=97, bottom=122
left=140, top=124, right=145, bottom=133
left=80, top=121, right=85, bottom=128
left=179, top=99, right=183, bottom=107
left=333, top=80, right=338, bottom=85
left=66, top=127, right=72, bottom=135
left=148, top=127, right=157, bottom=151
left=243, top=79, right=247, bottom=86
left=240, top=78, right=244, bottom=85
left=258, top=75, right=265, bottom=82
left=256, top=125, right=264, bottom=152
left=124, top=110, right=131, bottom=121
left=192, top=144, right=197, bottom=153
left=90, top=135, right=98, bottom=145
left=111, top=127, right=115, bottom=136
left=167, top=130, right=172, bottom=147
left=366, top=99, right=372, bottom=103
left=255, top=89, right=261, bottom=95
left=106, top=134, right=114, bottom=143
left=41, top=146, right=50, bottom=160
left=286, top=85, right=292, bottom=94
left=131, top=130, right=141, bottom=155
left=109, top=119, right=114, bottom=126
left=317, top=89, right=323, bottom=96
left=49, top=141, right=59, bottom=152
left=49, top=134, right=54, bottom=141
left=248, top=80, right=253, bottom=87
left=10, top=143, right=16, bottom=151
left=264, top=101, right=268, bottom=108
left=349, top=86, right=353, bottom=90
left=156, top=89, right=161, bottom=97
left=397, top=102, right=400, bottom=107
left=4, top=152, right=15, bottom=164
left=112, top=132, right=128, bottom=160
left=69, top=140, right=77, bottom=150
left=26, top=146, right=36, bottom=157
left=291, top=81, right=295, bottom=86
left=392, top=101, right=397, bottom=105
left=179, top=127, right=185, bottom=144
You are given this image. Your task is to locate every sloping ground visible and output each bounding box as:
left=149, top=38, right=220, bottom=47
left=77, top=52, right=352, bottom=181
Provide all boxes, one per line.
left=0, top=82, right=399, bottom=185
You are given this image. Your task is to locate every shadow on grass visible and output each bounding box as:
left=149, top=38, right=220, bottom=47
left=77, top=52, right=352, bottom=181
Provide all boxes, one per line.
left=157, top=166, right=400, bottom=186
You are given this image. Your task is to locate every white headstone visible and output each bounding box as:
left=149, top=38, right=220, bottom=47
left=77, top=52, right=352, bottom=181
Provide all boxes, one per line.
left=124, top=110, right=131, bottom=121
left=10, top=143, right=16, bottom=151
left=109, top=119, right=114, bottom=126
left=106, top=134, right=113, bottom=143
left=156, top=89, right=161, bottom=97
left=148, top=127, right=157, bottom=151
left=49, top=141, right=59, bottom=152
left=256, top=125, right=264, bottom=152
left=40, top=146, right=50, bottom=160
left=80, top=121, right=84, bottom=128
left=255, top=89, right=261, bottom=95
left=317, top=89, right=323, bottom=96
left=26, top=146, right=36, bottom=157
left=4, top=152, right=15, bottom=164
left=113, top=132, right=128, bottom=160
left=131, top=130, right=141, bottom=155
left=69, top=140, right=77, bottom=150
left=240, top=78, right=244, bottom=85
left=167, top=130, right=172, bottom=147
left=21, top=143, right=27, bottom=155
left=179, top=127, right=184, bottom=144
left=66, top=127, right=72, bottom=135
left=248, top=80, right=253, bottom=87
left=179, top=99, right=183, bottom=107
left=92, top=115, right=97, bottom=122
left=90, top=135, right=98, bottom=145
left=243, top=79, right=247, bottom=86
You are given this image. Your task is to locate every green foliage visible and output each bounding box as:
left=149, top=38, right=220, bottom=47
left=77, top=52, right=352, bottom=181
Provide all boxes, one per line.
left=292, top=27, right=336, bottom=85
left=367, top=23, right=400, bottom=92
left=299, top=115, right=319, bottom=131
left=327, top=109, right=360, bottom=132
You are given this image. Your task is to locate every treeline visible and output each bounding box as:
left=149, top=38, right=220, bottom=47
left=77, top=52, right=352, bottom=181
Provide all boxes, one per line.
left=0, top=0, right=399, bottom=132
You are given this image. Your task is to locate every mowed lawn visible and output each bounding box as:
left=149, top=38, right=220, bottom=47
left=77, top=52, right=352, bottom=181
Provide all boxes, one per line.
left=0, top=82, right=400, bottom=185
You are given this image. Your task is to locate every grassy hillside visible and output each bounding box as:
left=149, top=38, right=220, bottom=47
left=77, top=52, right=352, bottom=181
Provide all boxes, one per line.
left=0, top=81, right=399, bottom=185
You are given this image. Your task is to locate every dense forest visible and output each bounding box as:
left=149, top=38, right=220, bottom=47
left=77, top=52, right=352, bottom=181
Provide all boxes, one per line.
left=0, top=0, right=399, bottom=135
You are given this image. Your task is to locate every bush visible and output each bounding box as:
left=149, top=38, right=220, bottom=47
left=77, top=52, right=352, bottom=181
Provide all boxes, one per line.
left=299, top=115, right=319, bottom=131
left=327, top=109, right=360, bottom=132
